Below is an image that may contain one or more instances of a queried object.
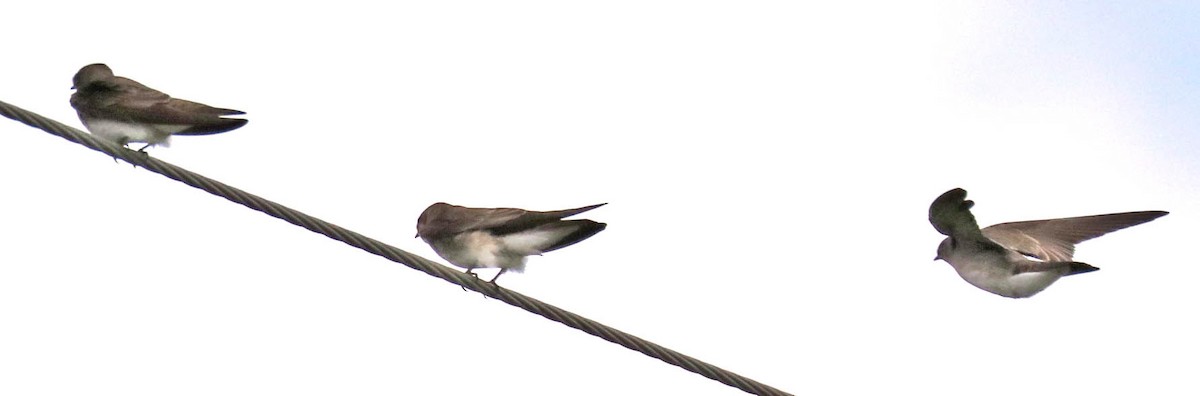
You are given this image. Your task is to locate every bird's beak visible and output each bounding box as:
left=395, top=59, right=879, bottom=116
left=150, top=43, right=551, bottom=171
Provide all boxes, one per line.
left=933, top=256, right=941, bottom=261
left=414, top=233, right=419, bottom=238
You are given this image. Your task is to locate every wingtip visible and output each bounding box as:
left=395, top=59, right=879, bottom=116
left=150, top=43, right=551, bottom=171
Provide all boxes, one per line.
left=933, top=188, right=968, bottom=205
left=930, top=188, right=969, bottom=213
left=572, top=203, right=607, bottom=213
left=1140, top=210, right=1170, bottom=224
left=175, top=117, right=248, bottom=135
left=1112, top=210, right=1170, bottom=227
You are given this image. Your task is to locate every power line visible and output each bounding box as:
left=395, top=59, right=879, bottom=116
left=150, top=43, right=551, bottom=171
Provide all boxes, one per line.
left=0, top=99, right=793, bottom=396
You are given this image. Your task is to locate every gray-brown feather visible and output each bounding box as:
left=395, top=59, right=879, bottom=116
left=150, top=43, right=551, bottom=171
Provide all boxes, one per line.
left=70, top=64, right=247, bottom=135
left=416, top=203, right=606, bottom=239
left=983, top=211, right=1168, bottom=261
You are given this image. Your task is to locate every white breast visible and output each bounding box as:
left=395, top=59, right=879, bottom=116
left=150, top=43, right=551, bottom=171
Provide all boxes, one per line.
left=83, top=119, right=185, bottom=147
left=948, top=251, right=1064, bottom=298
left=431, top=231, right=528, bottom=272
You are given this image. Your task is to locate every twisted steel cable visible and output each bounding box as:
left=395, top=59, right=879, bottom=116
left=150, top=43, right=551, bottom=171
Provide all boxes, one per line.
left=1, top=99, right=792, bottom=396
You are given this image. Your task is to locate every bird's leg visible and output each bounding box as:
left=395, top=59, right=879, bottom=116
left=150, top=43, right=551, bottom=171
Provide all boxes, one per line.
left=459, top=269, right=480, bottom=292
left=112, top=140, right=147, bottom=167
left=108, top=140, right=130, bottom=164
left=126, top=149, right=149, bottom=168
left=488, top=269, right=507, bottom=286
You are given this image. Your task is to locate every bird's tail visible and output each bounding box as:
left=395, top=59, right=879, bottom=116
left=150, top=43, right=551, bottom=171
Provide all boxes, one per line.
left=540, top=220, right=607, bottom=253
left=1065, top=262, right=1100, bottom=276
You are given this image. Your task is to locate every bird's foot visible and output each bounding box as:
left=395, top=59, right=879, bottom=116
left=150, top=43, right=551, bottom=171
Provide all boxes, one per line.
left=487, top=269, right=507, bottom=287
left=459, top=269, right=480, bottom=292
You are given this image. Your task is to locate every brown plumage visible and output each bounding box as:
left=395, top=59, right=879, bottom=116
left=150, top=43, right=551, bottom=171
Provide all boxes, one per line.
left=416, top=203, right=607, bottom=284
left=929, top=188, right=1167, bottom=298
left=70, top=63, right=247, bottom=148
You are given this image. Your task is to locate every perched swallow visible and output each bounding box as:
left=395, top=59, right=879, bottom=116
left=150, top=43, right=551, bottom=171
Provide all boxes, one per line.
left=416, top=202, right=607, bottom=284
left=928, top=188, right=1166, bottom=298
left=70, top=63, right=247, bottom=150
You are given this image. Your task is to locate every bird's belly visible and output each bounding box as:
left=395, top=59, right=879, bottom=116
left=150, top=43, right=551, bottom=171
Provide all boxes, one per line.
left=956, top=264, right=1062, bottom=298
left=431, top=231, right=526, bottom=271
left=83, top=119, right=182, bottom=146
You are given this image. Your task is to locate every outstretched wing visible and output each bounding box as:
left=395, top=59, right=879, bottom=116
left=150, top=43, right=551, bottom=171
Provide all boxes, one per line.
left=928, top=188, right=985, bottom=240
left=983, top=211, right=1168, bottom=261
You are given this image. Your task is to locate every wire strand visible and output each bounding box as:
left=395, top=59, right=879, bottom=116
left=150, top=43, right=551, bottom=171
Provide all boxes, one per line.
left=1, top=99, right=792, bottom=396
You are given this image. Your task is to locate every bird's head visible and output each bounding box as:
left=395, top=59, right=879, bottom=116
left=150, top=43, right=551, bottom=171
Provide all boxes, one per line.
left=415, top=202, right=454, bottom=241
left=72, top=63, right=113, bottom=90
left=933, top=238, right=953, bottom=262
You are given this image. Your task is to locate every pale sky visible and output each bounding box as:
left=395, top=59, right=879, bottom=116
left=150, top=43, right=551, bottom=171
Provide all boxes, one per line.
left=2, top=2, right=1198, bottom=395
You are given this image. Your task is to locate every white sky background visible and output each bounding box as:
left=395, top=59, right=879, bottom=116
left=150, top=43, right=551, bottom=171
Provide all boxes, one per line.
left=1, top=1, right=1197, bottom=395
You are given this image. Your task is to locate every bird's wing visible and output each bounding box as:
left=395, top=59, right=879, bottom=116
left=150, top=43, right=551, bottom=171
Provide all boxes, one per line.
left=425, top=205, right=529, bottom=236
left=488, top=203, right=606, bottom=235
left=92, top=77, right=245, bottom=126
left=418, top=203, right=606, bottom=237
left=928, top=188, right=986, bottom=240
left=983, top=211, right=1167, bottom=261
